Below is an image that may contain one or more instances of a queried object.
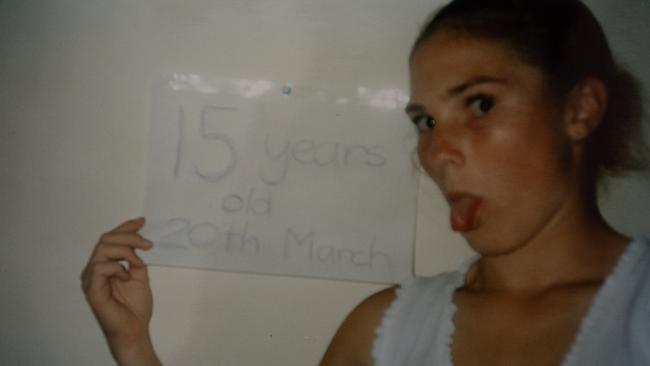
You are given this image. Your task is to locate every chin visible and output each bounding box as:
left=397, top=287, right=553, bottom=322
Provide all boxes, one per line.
left=460, top=229, right=527, bottom=257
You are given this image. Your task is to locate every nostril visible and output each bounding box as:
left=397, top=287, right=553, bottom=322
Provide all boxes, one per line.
left=427, top=134, right=464, bottom=169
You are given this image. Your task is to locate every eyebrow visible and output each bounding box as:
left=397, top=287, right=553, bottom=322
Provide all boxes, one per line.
left=404, top=104, right=425, bottom=115
left=445, top=75, right=506, bottom=98
left=404, top=75, right=506, bottom=115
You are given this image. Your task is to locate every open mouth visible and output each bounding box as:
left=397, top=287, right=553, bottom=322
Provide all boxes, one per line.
left=447, top=192, right=484, bottom=232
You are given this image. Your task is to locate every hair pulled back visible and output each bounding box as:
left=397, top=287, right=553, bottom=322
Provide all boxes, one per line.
left=412, top=0, right=647, bottom=187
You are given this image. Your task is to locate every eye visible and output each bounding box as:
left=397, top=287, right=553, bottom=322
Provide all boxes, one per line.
left=412, top=115, right=436, bottom=133
left=468, top=95, right=494, bottom=116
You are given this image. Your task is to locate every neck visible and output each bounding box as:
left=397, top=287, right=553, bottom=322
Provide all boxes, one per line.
left=466, top=193, right=629, bottom=293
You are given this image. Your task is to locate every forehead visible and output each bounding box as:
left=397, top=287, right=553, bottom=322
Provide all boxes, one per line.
left=409, top=31, right=543, bottom=98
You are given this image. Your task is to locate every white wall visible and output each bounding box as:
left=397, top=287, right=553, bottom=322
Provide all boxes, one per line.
left=0, top=0, right=648, bottom=365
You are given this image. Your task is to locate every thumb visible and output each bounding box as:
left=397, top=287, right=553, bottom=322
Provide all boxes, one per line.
left=129, top=264, right=150, bottom=283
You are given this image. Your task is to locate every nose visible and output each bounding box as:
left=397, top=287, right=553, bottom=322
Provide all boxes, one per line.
left=417, top=122, right=465, bottom=178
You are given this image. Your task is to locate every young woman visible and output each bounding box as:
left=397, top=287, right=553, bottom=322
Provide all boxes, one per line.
left=82, top=0, right=649, bottom=365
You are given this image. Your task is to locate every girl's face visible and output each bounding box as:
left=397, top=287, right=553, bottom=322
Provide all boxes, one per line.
left=408, top=32, right=579, bottom=255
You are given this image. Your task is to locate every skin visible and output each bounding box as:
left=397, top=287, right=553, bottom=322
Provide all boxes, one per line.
left=81, top=218, right=161, bottom=366
left=83, top=31, right=629, bottom=366
left=321, top=31, right=628, bottom=365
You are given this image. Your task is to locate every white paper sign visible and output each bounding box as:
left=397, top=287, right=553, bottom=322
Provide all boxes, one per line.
left=141, top=74, right=418, bottom=283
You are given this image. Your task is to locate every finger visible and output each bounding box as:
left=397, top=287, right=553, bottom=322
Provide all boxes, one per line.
left=92, top=243, right=147, bottom=268
left=83, top=261, right=130, bottom=301
left=98, top=232, right=153, bottom=251
left=111, top=217, right=146, bottom=234
left=128, top=263, right=150, bottom=282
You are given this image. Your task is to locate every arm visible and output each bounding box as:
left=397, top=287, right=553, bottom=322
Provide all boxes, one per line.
left=81, top=217, right=162, bottom=366
left=320, top=286, right=397, bottom=366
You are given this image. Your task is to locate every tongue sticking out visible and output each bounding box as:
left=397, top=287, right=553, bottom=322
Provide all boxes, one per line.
left=450, top=195, right=483, bottom=232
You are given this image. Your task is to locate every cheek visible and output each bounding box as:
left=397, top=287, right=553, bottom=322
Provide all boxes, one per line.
left=416, top=134, right=447, bottom=187
left=416, top=136, right=433, bottom=172
left=473, top=122, right=570, bottom=202
left=484, top=106, right=565, bottom=165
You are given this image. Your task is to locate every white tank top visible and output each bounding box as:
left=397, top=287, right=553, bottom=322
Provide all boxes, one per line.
left=371, top=237, right=650, bottom=366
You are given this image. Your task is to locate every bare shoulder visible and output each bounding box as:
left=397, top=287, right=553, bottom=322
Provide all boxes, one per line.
left=320, top=286, right=398, bottom=366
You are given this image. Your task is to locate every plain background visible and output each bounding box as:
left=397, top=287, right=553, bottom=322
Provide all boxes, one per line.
left=1, top=0, right=648, bottom=364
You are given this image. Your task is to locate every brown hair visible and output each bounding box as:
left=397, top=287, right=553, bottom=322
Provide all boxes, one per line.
left=412, top=0, right=648, bottom=193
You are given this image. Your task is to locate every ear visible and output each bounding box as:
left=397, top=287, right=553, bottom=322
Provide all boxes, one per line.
left=564, top=77, right=608, bottom=141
